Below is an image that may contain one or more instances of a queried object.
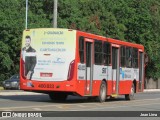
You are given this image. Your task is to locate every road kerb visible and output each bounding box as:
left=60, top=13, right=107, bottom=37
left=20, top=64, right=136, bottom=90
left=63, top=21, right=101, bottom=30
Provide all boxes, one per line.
left=0, top=89, right=160, bottom=96
left=0, top=91, right=44, bottom=96
left=144, top=89, right=160, bottom=92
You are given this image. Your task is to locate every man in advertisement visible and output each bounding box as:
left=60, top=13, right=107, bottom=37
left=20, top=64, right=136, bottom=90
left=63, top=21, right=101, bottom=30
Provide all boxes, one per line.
left=22, top=35, right=37, bottom=80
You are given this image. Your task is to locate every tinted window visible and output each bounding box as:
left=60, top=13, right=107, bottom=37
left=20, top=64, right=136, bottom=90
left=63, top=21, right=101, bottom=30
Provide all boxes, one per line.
left=94, top=40, right=103, bottom=65
left=132, top=48, right=138, bottom=68
left=112, top=47, right=118, bottom=69
left=11, top=74, right=19, bottom=79
left=120, top=46, right=126, bottom=67
left=79, top=36, right=84, bottom=63
left=126, top=47, right=132, bottom=68
left=103, top=42, right=111, bottom=65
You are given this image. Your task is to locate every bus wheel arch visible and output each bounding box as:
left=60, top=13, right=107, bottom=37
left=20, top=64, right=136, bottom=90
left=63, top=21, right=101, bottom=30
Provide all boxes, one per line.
left=125, top=81, right=135, bottom=100
left=97, top=79, right=107, bottom=102
left=133, top=79, right=136, bottom=93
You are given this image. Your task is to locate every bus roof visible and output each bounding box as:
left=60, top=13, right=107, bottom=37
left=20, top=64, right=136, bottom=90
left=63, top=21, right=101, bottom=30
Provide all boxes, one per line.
left=107, top=38, right=144, bottom=50
left=23, top=28, right=144, bottom=50
left=77, top=30, right=144, bottom=50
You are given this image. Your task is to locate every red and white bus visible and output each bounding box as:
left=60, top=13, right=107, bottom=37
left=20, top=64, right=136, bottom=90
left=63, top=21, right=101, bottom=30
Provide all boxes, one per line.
left=20, top=28, right=146, bottom=102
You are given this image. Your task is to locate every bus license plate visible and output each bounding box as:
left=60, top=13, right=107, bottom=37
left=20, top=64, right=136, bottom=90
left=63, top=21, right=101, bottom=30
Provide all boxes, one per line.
left=38, top=84, right=54, bottom=88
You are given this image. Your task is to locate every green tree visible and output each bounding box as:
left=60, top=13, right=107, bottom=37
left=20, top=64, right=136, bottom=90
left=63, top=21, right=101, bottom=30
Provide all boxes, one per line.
left=0, top=0, right=50, bottom=81
left=0, top=0, right=23, bottom=81
left=0, top=0, right=160, bottom=82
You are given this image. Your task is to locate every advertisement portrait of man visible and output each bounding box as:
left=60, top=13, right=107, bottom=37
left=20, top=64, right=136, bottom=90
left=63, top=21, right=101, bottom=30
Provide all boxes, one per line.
left=22, top=35, right=37, bottom=80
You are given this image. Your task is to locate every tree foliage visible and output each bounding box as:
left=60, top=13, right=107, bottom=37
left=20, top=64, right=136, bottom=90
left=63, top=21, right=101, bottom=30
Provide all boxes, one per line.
left=0, top=0, right=160, bottom=81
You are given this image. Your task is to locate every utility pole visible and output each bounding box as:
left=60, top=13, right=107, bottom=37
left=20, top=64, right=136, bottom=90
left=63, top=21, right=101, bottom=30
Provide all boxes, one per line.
left=53, top=0, right=57, bottom=28
left=25, top=0, right=28, bottom=29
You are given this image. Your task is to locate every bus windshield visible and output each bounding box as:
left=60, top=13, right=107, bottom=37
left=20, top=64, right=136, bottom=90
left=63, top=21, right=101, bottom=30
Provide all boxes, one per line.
left=21, top=28, right=76, bottom=81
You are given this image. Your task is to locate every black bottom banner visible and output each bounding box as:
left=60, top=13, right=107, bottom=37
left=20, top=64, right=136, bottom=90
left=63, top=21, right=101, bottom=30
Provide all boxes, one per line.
left=0, top=111, right=159, bottom=118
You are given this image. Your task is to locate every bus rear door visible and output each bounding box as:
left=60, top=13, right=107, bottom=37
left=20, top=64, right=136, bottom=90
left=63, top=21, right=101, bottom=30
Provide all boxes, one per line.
left=84, top=38, right=93, bottom=95
left=112, top=45, right=120, bottom=94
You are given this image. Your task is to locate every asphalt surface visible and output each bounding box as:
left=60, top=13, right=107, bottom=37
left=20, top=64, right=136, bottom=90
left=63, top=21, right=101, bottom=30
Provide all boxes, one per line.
left=0, top=90, right=160, bottom=111
left=0, top=90, right=160, bottom=119
left=1, top=89, right=160, bottom=95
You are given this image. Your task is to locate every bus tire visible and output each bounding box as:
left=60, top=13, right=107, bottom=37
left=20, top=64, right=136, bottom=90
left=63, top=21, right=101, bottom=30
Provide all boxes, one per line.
left=125, top=83, right=135, bottom=100
left=49, top=92, right=68, bottom=101
left=97, top=81, right=106, bottom=102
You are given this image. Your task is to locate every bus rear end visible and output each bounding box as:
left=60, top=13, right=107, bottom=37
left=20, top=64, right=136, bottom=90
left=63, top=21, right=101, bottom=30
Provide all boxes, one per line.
left=20, top=28, right=77, bottom=99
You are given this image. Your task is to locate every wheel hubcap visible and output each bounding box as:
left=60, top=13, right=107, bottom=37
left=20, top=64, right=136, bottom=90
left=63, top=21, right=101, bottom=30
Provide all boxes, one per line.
left=130, top=86, right=134, bottom=98
left=101, top=85, right=106, bottom=100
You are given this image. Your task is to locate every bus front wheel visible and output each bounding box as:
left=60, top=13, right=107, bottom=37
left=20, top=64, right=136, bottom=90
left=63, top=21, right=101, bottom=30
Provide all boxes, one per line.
left=97, top=81, right=106, bottom=102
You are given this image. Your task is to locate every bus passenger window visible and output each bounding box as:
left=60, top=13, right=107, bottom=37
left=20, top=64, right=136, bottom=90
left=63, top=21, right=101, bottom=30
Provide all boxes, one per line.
left=126, top=47, right=132, bottom=68
left=132, top=48, right=138, bottom=68
left=103, top=42, right=111, bottom=65
left=79, top=36, right=84, bottom=63
left=120, top=46, right=126, bottom=67
left=94, top=40, right=103, bottom=65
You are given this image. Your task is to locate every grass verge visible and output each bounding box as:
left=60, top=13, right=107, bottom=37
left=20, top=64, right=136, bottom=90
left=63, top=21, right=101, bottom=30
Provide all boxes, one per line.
left=0, top=87, right=4, bottom=90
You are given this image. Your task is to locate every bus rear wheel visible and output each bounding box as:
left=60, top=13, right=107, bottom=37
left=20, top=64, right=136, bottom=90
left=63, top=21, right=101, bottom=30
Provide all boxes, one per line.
left=97, top=81, right=106, bottom=102
left=125, top=83, right=135, bottom=100
left=49, top=92, right=68, bottom=101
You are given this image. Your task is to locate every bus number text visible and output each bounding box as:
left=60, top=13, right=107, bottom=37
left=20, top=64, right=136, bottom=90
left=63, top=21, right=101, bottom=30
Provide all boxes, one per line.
left=38, top=84, right=54, bottom=88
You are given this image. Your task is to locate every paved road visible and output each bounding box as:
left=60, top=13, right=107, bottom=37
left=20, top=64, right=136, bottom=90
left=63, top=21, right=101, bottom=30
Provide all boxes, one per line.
left=0, top=91, right=160, bottom=112
left=0, top=91, right=160, bottom=120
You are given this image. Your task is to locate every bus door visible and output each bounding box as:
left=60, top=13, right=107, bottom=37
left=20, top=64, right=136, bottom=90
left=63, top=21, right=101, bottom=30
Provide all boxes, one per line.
left=84, top=39, right=93, bottom=95
left=112, top=46, right=120, bottom=94
left=139, top=52, right=144, bottom=92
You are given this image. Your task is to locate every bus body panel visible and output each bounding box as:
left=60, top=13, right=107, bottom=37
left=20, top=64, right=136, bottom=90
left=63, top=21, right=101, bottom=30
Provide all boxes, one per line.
left=21, top=28, right=76, bottom=82
left=20, top=28, right=77, bottom=92
left=75, top=30, right=144, bottom=97
left=20, top=28, right=145, bottom=99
